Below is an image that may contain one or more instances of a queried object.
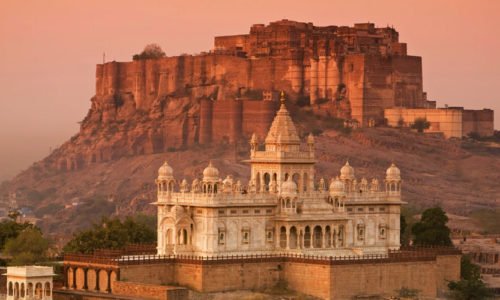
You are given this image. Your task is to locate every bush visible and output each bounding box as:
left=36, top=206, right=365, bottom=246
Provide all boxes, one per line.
left=132, top=43, right=166, bottom=60
left=411, top=117, right=430, bottom=133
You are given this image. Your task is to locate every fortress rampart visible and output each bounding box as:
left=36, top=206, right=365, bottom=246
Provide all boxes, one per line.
left=61, top=247, right=460, bottom=300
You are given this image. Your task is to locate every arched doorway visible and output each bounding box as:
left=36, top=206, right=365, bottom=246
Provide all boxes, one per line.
left=289, top=226, right=298, bottom=249
left=313, top=226, right=323, bottom=248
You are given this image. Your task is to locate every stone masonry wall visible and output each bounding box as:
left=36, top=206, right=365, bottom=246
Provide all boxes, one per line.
left=112, top=281, right=188, bottom=300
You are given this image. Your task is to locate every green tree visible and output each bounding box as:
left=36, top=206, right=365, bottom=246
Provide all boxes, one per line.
left=411, top=117, right=430, bottom=133
left=448, top=255, right=493, bottom=299
left=0, top=220, right=38, bottom=251
left=4, top=228, right=49, bottom=265
left=132, top=43, right=166, bottom=60
left=63, top=216, right=156, bottom=254
left=411, top=206, right=452, bottom=246
left=400, top=215, right=409, bottom=246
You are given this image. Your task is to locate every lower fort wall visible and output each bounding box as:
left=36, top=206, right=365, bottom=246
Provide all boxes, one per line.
left=283, top=262, right=331, bottom=299
left=112, top=281, right=188, bottom=300
left=62, top=252, right=461, bottom=300
left=120, top=264, right=175, bottom=285
left=331, top=261, right=437, bottom=299
left=200, top=261, right=281, bottom=292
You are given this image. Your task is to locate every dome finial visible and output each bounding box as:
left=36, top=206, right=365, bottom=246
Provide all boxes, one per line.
left=280, top=90, right=286, bottom=105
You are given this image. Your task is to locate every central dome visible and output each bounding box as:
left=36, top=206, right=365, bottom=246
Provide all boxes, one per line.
left=386, top=163, right=401, bottom=181
left=158, top=161, right=174, bottom=180
left=340, top=161, right=355, bottom=180
left=329, top=177, right=345, bottom=196
left=264, top=93, right=300, bottom=145
left=203, top=161, right=219, bottom=182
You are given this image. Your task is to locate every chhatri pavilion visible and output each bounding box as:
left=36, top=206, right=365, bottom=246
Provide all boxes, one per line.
left=154, top=94, right=404, bottom=257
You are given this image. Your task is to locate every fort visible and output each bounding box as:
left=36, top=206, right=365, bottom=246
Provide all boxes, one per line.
left=50, top=19, right=493, bottom=172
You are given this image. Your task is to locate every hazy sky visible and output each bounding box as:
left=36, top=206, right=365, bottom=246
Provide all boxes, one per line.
left=0, top=0, right=499, bottom=181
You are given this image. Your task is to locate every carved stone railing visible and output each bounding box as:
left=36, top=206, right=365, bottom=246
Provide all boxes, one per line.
left=64, top=246, right=461, bottom=267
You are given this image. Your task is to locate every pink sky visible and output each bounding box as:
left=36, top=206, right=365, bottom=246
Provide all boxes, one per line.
left=0, top=0, right=499, bottom=181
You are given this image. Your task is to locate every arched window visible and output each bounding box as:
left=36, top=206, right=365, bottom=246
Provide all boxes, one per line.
left=303, top=173, right=309, bottom=192
left=182, top=229, right=188, bottom=245
left=264, top=173, right=271, bottom=191
left=45, top=282, right=51, bottom=296
left=313, top=226, right=323, bottom=248
left=279, top=226, right=287, bottom=248
left=14, top=282, right=19, bottom=298
left=292, top=173, right=300, bottom=192
left=166, top=228, right=172, bottom=245
left=325, top=226, right=331, bottom=248
left=21, top=283, right=25, bottom=297
left=289, top=226, right=298, bottom=249
left=304, top=226, right=311, bottom=248
left=35, top=282, right=43, bottom=299
left=8, top=282, right=13, bottom=296
left=27, top=282, right=33, bottom=297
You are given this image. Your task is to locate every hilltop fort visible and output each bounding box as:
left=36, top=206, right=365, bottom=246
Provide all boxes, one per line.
left=44, top=19, right=492, bottom=172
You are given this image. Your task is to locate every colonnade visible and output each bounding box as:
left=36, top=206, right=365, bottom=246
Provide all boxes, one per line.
left=7, top=281, right=51, bottom=300
left=277, top=224, right=344, bottom=250
left=63, top=266, right=118, bottom=293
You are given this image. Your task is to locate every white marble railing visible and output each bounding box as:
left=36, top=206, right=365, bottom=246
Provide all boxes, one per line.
left=157, top=190, right=401, bottom=206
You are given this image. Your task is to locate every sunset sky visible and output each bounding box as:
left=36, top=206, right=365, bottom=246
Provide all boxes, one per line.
left=0, top=0, right=499, bottom=181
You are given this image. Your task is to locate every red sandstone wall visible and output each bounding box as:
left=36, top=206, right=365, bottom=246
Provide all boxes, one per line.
left=462, top=109, right=494, bottom=137
left=199, top=262, right=281, bottom=293
left=435, top=255, right=461, bottom=296
left=283, top=262, right=331, bottom=300
left=112, top=281, right=188, bottom=300
left=330, top=261, right=437, bottom=299
left=120, top=264, right=175, bottom=285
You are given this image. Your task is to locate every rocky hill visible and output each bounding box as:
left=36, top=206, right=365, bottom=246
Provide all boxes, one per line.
left=2, top=113, right=499, bottom=239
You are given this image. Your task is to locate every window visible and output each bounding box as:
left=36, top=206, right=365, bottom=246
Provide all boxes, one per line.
left=266, top=230, right=274, bottom=242
left=379, top=224, right=387, bottom=239
left=254, top=209, right=261, bottom=214
left=242, top=210, right=249, bottom=214
left=369, top=207, right=374, bottom=212
left=357, top=224, right=365, bottom=241
left=218, top=209, right=225, bottom=215
left=379, top=207, right=386, bottom=212
left=357, top=207, right=364, bottom=212
left=218, top=229, right=226, bottom=245
left=242, top=229, right=250, bottom=244
left=347, top=208, right=353, bottom=212
left=266, top=209, right=273, bottom=214
left=230, top=210, right=237, bottom=214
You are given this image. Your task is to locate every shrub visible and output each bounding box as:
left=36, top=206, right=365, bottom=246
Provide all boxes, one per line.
left=132, top=43, right=166, bottom=60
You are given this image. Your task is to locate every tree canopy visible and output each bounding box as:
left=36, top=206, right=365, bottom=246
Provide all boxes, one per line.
left=3, top=227, right=49, bottom=266
left=411, top=117, right=430, bottom=133
left=0, top=219, right=38, bottom=251
left=448, top=255, right=493, bottom=299
left=63, top=216, right=156, bottom=254
left=411, top=206, right=452, bottom=246
left=132, top=43, right=166, bottom=60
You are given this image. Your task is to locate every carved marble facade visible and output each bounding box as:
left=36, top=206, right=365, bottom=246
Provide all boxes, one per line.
left=154, top=94, right=404, bottom=257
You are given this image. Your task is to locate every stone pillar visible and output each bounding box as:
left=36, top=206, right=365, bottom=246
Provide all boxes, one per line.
left=83, top=268, right=88, bottom=290
left=63, top=266, right=69, bottom=289
left=322, top=226, right=326, bottom=248
left=106, top=270, right=112, bottom=293
left=95, top=269, right=100, bottom=292
left=285, top=227, right=289, bottom=250
left=71, top=267, right=77, bottom=289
